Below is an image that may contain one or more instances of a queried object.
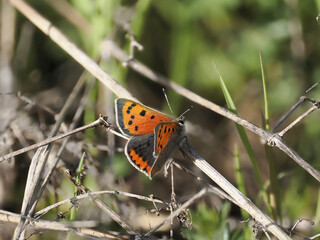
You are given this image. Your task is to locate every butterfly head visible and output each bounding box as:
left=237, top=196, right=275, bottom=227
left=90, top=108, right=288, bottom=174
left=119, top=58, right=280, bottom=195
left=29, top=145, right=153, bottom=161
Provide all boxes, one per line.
left=177, top=106, right=192, bottom=125
left=178, top=115, right=185, bottom=125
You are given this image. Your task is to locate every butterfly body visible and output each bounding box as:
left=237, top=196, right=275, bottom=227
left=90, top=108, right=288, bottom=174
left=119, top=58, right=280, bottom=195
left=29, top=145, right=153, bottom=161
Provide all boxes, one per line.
left=115, top=98, right=185, bottom=179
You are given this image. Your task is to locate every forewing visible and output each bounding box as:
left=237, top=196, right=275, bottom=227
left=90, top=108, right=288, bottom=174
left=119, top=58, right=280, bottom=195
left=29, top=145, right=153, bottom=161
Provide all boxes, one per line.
left=125, top=134, right=156, bottom=179
left=150, top=122, right=184, bottom=178
left=115, top=98, right=172, bottom=136
left=154, top=122, right=182, bottom=156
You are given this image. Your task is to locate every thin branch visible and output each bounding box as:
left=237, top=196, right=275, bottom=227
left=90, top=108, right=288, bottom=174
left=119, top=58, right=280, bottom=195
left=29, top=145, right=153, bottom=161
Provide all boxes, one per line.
left=34, top=190, right=166, bottom=219
left=268, top=135, right=320, bottom=181
left=306, top=81, right=320, bottom=93
left=0, top=210, right=140, bottom=240
left=290, top=218, right=314, bottom=232
left=271, top=96, right=306, bottom=132
left=0, top=116, right=108, bottom=162
left=310, top=233, right=320, bottom=240
left=278, top=105, right=318, bottom=137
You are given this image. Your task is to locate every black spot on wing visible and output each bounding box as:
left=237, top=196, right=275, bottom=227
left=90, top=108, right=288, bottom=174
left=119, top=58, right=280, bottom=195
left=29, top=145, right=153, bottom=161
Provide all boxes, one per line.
left=126, top=103, right=136, bottom=114
left=158, top=126, right=162, bottom=137
left=157, top=142, right=163, bottom=149
left=140, top=110, right=146, bottom=116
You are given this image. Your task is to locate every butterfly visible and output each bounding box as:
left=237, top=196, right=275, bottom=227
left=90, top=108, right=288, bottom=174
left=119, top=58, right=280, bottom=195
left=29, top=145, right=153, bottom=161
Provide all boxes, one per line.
left=115, top=98, right=186, bottom=179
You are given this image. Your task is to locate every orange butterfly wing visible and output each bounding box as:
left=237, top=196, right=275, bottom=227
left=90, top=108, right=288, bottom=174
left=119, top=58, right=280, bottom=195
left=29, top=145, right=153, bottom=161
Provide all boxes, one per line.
left=115, top=98, right=172, bottom=136
left=150, top=121, right=185, bottom=178
left=154, top=122, right=181, bottom=155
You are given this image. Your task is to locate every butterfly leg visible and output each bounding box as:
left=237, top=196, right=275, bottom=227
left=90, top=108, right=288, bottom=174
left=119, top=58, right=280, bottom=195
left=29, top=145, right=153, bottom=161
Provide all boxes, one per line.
left=163, top=158, right=174, bottom=177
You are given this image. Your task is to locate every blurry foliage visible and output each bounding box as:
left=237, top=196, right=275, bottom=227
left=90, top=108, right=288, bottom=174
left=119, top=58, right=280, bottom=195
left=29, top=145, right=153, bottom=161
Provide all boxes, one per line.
left=112, top=153, right=132, bottom=178
left=2, top=0, right=320, bottom=238
left=183, top=202, right=252, bottom=240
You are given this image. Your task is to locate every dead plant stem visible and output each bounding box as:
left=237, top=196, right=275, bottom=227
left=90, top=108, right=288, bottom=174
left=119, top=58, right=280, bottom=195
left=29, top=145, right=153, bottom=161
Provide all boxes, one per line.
left=0, top=117, right=106, bottom=162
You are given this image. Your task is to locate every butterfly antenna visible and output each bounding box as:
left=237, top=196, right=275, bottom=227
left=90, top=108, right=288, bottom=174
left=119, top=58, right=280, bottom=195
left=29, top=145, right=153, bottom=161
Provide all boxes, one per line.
left=179, top=106, right=193, bottom=117
left=162, top=88, right=174, bottom=115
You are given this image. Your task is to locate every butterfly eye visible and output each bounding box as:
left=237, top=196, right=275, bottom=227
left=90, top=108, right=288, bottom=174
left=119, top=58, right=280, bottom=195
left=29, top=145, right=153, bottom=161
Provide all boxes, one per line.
left=178, top=116, right=185, bottom=125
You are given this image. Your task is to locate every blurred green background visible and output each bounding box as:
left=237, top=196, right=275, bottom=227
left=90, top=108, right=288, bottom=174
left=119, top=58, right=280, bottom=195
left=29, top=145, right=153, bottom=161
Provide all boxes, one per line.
left=1, top=0, right=320, bottom=239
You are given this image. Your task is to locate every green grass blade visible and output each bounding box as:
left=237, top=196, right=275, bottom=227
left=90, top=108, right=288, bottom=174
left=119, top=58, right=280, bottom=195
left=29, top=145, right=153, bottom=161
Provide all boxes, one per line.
left=260, top=51, right=281, bottom=221
left=214, top=63, right=271, bottom=213
left=67, top=152, right=85, bottom=240
left=260, top=50, right=270, bottom=131
left=70, top=153, right=86, bottom=218
left=265, top=145, right=281, bottom=221
left=233, top=144, right=249, bottom=219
